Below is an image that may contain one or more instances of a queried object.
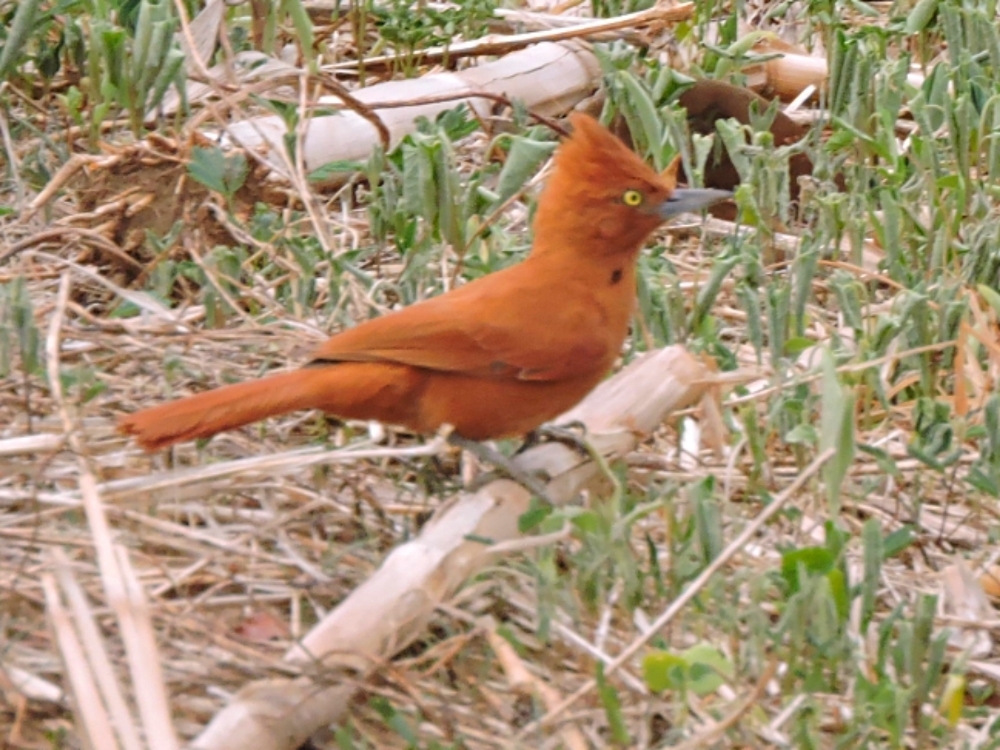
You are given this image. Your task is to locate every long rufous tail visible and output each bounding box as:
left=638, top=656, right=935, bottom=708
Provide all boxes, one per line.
left=118, top=368, right=347, bottom=451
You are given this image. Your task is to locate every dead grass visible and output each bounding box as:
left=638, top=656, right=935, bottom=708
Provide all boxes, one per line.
left=4, top=1, right=1000, bottom=748
left=6, top=201, right=997, bottom=748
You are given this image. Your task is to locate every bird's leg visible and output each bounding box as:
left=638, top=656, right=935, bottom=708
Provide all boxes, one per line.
left=520, top=421, right=592, bottom=459
left=447, top=433, right=552, bottom=500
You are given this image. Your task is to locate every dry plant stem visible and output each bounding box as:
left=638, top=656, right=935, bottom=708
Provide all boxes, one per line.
left=187, top=243, right=260, bottom=328
left=723, top=338, right=958, bottom=411
left=513, top=447, right=835, bottom=740
left=44, top=274, right=180, bottom=750
left=50, top=547, right=144, bottom=750
left=0, top=100, right=24, bottom=204
left=317, top=71, right=391, bottom=151
left=701, top=217, right=884, bottom=274
left=170, top=0, right=332, bottom=230
left=0, top=226, right=143, bottom=271
left=30, top=250, right=185, bottom=328
left=669, top=660, right=779, bottom=750
left=501, top=590, right=649, bottom=694
left=102, top=439, right=449, bottom=504
left=495, top=8, right=649, bottom=43
left=191, top=345, right=711, bottom=750
left=17, top=153, right=121, bottom=226
left=482, top=617, right=588, bottom=750
left=41, top=576, right=121, bottom=749
left=292, top=72, right=337, bottom=257
left=170, top=0, right=219, bottom=98
left=362, top=90, right=570, bottom=135
left=0, top=433, right=65, bottom=456
left=329, top=2, right=695, bottom=69
left=751, top=50, right=829, bottom=100
left=224, top=42, right=601, bottom=177
left=0, top=666, right=63, bottom=710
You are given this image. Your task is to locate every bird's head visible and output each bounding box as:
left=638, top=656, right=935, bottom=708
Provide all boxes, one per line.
left=532, top=112, right=730, bottom=258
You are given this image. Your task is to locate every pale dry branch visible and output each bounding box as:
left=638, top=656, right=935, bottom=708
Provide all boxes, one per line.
left=44, top=274, right=180, bottom=750
left=50, top=547, right=145, bottom=750
left=42, top=574, right=122, bottom=750
left=327, top=1, right=694, bottom=70
left=191, top=345, right=712, bottom=750
left=223, top=42, right=602, bottom=176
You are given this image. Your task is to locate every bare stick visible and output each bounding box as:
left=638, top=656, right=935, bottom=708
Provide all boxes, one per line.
left=513, top=448, right=834, bottom=740
left=191, top=346, right=713, bottom=750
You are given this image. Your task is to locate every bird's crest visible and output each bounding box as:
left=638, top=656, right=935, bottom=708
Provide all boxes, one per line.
left=530, top=113, right=682, bottom=257
left=551, top=113, right=678, bottom=195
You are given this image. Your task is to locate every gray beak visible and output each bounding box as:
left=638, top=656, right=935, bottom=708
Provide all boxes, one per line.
left=660, top=187, right=732, bottom=219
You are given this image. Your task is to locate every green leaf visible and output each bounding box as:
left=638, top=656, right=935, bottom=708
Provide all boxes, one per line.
left=494, top=136, right=556, bottom=207
left=188, top=146, right=248, bottom=198
left=0, top=0, right=41, bottom=81
left=596, top=664, right=631, bottom=745
left=495, top=624, right=528, bottom=657
left=827, top=567, right=850, bottom=623
left=642, top=650, right=688, bottom=692
left=334, top=723, right=361, bottom=749
left=642, top=644, right=733, bottom=696
left=719, top=29, right=771, bottom=59
left=819, top=348, right=854, bottom=514
left=282, top=0, right=315, bottom=69
left=715, top=118, right=752, bottom=180
left=939, top=673, right=965, bottom=727
left=785, top=424, right=818, bottom=446
left=682, top=643, right=733, bottom=695
left=435, top=105, right=478, bottom=141
left=310, top=160, right=365, bottom=182
left=905, top=0, right=938, bottom=34
left=617, top=71, right=662, bottom=162
left=147, top=49, right=185, bottom=115
left=370, top=696, right=418, bottom=744
left=978, top=284, right=1000, bottom=317
left=858, top=443, right=901, bottom=479
left=462, top=534, right=495, bottom=546
left=401, top=139, right=438, bottom=230
left=882, top=526, right=915, bottom=559
left=10, top=278, right=39, bottom=374
left=783, top=336, right=817, bottom=356
left=781, top=546, right=835, bottom=593
left=518, top=502, right=552, bottom=533
left=860, top=519, right=881, bottom=628
left=570, top=510, right=602, bottom=535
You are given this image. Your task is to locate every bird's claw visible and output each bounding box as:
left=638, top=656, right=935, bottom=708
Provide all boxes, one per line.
left=447, top=433, right=552, bottom=500
left=520, top=422, right=592, bottom=459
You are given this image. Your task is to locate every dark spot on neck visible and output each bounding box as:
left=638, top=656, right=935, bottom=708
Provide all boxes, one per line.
left=610, top=268, right=623, bottom=285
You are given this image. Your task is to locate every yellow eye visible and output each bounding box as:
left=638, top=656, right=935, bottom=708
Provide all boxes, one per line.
left=622, top=189, right=644, bottom=206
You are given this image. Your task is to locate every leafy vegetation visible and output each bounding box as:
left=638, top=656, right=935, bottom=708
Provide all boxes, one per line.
left=2, top=0, right=1000, bottom=746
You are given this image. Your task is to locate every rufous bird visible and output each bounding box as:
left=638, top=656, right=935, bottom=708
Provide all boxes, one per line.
left=119, top=113, right=730, bottom=452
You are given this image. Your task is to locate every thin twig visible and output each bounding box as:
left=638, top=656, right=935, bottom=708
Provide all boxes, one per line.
left=670, top=658, right=780, bottom=750
left=327, top=2, right=694, bottom=70
left=514, top=448, right=835, bottom=739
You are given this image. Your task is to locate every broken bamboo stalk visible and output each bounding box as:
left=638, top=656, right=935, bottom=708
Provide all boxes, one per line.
left=191, top=345, right=713, bottom=750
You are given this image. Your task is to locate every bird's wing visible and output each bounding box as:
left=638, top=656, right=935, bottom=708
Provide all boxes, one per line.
left=309, top=269, right=616, bottom=382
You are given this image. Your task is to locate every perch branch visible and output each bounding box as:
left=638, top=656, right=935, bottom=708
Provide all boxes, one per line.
left=191, top=345, right=712, bottom=750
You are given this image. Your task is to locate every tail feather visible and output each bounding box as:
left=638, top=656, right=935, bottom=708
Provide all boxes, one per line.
left=118, top=369, right=342, bottom=451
